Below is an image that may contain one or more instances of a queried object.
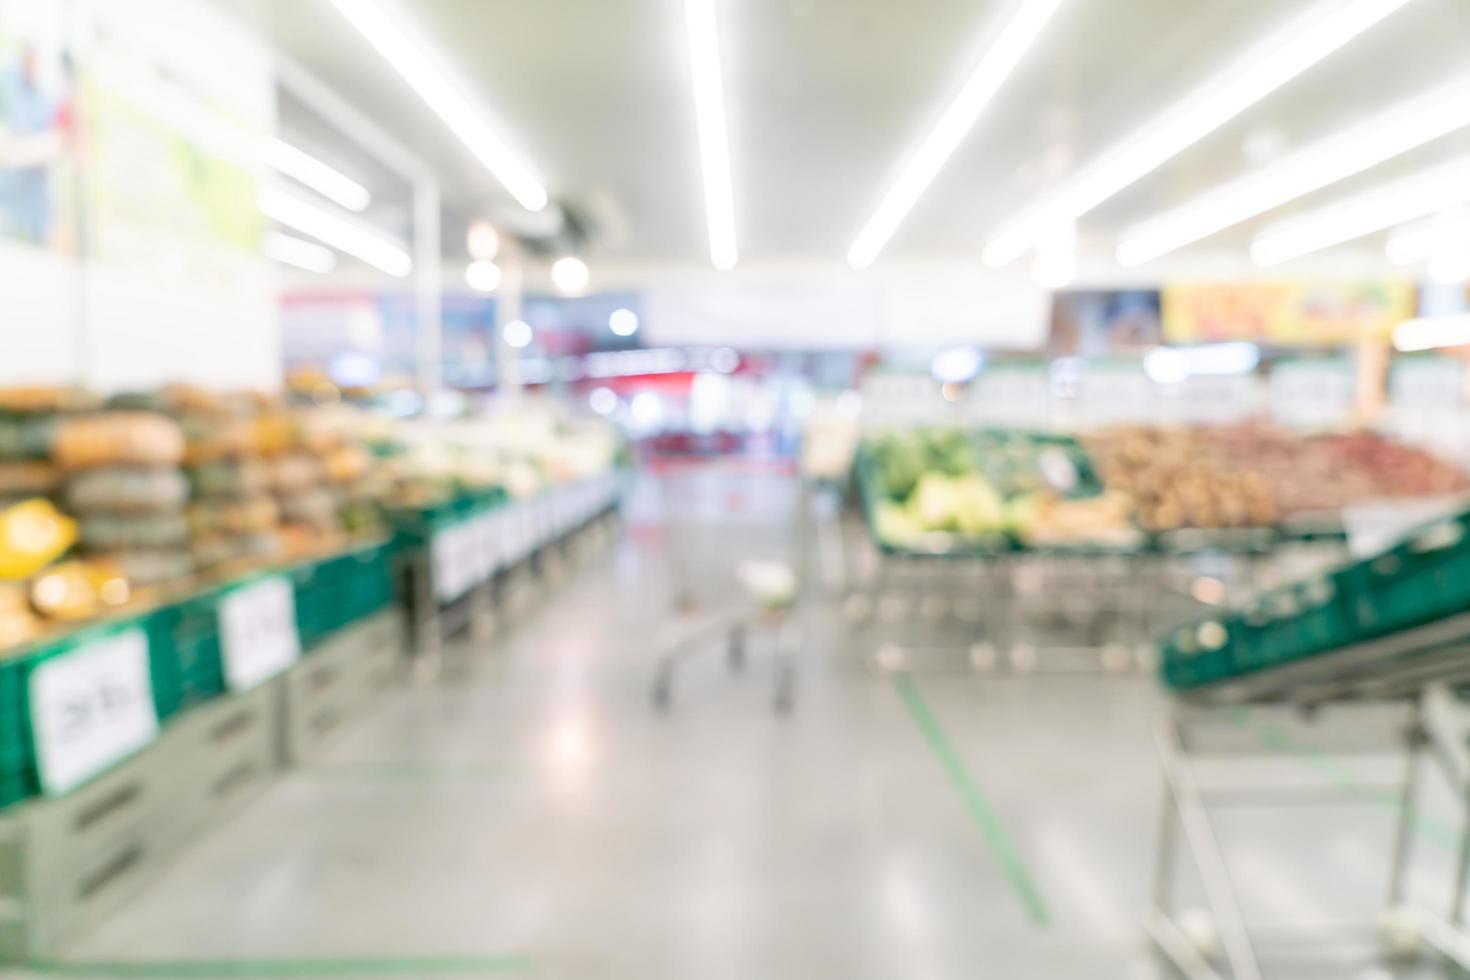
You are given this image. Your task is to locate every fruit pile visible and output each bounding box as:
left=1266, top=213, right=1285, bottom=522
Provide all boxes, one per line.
left=1082, top=427, right=1278, bottom=532
left=1084, top=425, right=1470, bottom=528
left=864, top=429, right=1132, bottom=549
left=865, top=424, right=1470, bottom=549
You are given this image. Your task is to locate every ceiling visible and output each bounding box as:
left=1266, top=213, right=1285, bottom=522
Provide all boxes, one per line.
left=222, top=0, right=1470, bottom=277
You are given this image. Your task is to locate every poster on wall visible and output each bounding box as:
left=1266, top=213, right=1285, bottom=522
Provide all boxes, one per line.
left=1163, top=280, right=1416, bottom=346
left=75, top=0, right=268, bottom=286
left=0, top=0, right=78, bottom=255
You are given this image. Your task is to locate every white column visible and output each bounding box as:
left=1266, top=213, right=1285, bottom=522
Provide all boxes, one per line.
left=413, top=181, right=442, bottom=394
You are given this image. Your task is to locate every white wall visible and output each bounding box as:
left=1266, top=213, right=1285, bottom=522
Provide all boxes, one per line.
left=618, top=259, right=1049, bottom=351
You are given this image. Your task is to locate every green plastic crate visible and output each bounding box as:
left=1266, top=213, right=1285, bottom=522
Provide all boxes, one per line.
left=1234, top=573, right=1356, bottom=672
left=1159, top=617, right=1238, bottom=690
left=1343, top=512, right=1470, bottom=639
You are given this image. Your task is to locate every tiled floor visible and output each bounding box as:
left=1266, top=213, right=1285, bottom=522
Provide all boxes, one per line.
left=23, top=471, right=1469, bottom=979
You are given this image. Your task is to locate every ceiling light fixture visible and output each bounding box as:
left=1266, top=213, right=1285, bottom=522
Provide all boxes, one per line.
left=467, top=220, right=501, bottom=260
left=258, top=188, right=411, bottom=276
left=1031, top=222, right=1077, bottom=288
left=684, top=0, right=738, bottom=270
left=326, top=0, right=548, bottom=212
left=465, top=259, right=502, bottom=292
left=1250, top=155, right=1470, bottom=265
left=1385, top=209, right=1470, bottom=266
left=984, top=0, right=1417, bottom=268
left=503, top=319, right=533, bottom=349
left=1393, top=313, right=1470, bottom=351
left=551, top=256, right=590, bottom=295
left=261, top=231, right=337, bottom=273
left=1118, top=75, right=1470, bottom=265
left=847, top=0, right=1068, bottom=270
left=609, top=308, right=639, bottom=336
left=265, top=138, right=371, bottom=212
left=1428, top=247, right=1470, bottom=285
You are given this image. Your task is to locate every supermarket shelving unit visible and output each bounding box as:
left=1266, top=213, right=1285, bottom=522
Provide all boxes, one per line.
left=850, top=530, right=1345, bottom=677
left=1150, top=618, right=1470, bottom=980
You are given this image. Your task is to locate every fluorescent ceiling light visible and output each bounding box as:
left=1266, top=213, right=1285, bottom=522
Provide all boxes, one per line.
left=1250, top=155, right=1470, bottom=265
left=931, top=347, right=984, bottom=383
left=1385, top=209, right=1470, bottom=265
left=326, top=0, right=548, bottom=212
left=551, top=256, right=590, bottom=295
left=1144, top=343, right=1260, bottom=383
left=266, top=138, right=371, bottom=212
left=467, top=220, right=500, bottom=260
left=465, top=259, right=501, bottom=292
left=684, top=0, right=738, bottom=271
left=258, top=188, right=412, bottom=276
left=1394, top=313, right=1470, bottom=351
left=261, top=231, right=337, bottom=273
left=503, top=319, right=533, bottom=349
left=1030, top=221, right=1076, bottom=288
left=984, top=0, right=1417, bottom=267
left=609, top=308, right=639, bottom=337
left=1118, top=76, right=1470, bottom=265
left=1428, top=247, right=1470, bottom=284
left=847, top=0, right=1068, bottom=270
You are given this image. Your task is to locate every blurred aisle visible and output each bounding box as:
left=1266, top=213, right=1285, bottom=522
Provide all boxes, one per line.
left=20, top=472, right=1459, bottom=980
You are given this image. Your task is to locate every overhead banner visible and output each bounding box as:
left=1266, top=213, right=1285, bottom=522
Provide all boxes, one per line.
left=1163, top=280, right=1416, bottom=346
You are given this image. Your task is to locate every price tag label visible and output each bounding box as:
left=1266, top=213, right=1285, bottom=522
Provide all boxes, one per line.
left=31, top=629, right=158, bottom=795
left=220, top=577, right=301, bottom=691
left=431, top=525, right=474, bottom=601
left=472, top=513, right=497, bottom=580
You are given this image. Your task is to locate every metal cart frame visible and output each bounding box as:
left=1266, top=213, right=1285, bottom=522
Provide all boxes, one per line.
left=1150, top=614, right=1470, bottom=979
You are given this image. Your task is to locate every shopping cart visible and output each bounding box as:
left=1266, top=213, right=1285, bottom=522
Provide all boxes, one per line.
left=647, top=458, right=817, bottom=714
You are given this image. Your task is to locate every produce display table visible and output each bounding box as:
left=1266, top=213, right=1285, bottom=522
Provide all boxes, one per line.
left=0, top=533, right=403, bottom=961
left=845, top=425, right=1454, bottom=672
left=388, top=472, right=623, bottom=662
left=1149, top=505, right=1470, bottom=978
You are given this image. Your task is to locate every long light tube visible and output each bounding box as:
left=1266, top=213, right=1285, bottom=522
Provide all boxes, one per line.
left=1393, top=314, right=1470, bottom=352
left=258, top=188, right=412, bottom=276
left=326, top=0, right=548, bottom=212
left=847, top=0, right=1068, bottom=270
left=1250, top=156, right=1470, bottom=265
left=265, top=138, right=371, bottom=212
left=262, top=231, right=337, bottom=273
left=1386, top=210, right=1470, bottom=265
left=1118, top=76, right=1470, bottom=265
left=983, top=0, right=1416, bottom=267
left=684, top=0, right=737, bottom=270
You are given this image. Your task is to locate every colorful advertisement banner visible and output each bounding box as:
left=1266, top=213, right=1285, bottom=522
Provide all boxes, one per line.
left=1163, top=280, right=1416, bottom=345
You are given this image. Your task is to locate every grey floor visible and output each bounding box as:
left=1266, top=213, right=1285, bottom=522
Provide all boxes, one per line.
left=20, top=470, right=1470, bottom=979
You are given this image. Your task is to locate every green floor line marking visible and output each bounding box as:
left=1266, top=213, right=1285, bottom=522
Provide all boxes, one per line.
left=26, top=954, right=536, bottom=977
left=1227, top=709, right=1460, bottom=852
left=892, top=673, right=1050, bottom=926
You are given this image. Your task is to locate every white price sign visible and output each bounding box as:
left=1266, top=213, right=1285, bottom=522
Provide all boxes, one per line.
left=220, top=577, right=301, bottom=691
left=431, top=525, right=476, bottom=602
left=31, top=629, right=158, bottom=795
left=471, top=513, right=497, bottom=580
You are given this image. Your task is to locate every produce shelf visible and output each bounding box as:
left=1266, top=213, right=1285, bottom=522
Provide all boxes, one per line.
left=0, top=535, right=398, bottom=811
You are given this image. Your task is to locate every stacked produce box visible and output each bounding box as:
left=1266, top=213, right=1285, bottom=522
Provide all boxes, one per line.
left=56, top=411, right=193, bottom=594
left=176, top=392, right=283, bottom=577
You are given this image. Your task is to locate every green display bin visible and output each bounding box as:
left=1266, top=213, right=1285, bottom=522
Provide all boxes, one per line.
left=1343, top=512, right=1470, bottom=640
left=293, top=541, right=395, bottom=649
left=1234, top=573, right=1356, bottom=672
left=1159, top=618, right=1238, bottom=690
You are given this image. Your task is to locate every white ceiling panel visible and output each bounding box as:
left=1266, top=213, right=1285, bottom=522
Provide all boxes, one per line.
left=217, top=0, right=1470, bottom=275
